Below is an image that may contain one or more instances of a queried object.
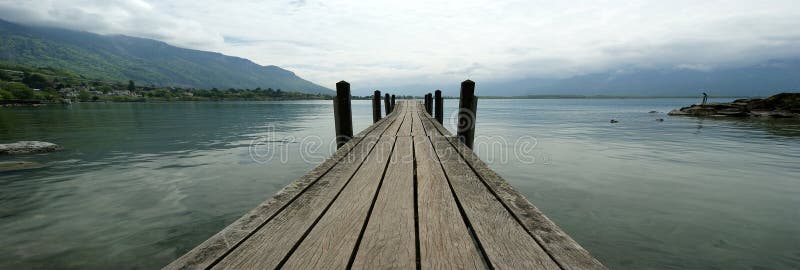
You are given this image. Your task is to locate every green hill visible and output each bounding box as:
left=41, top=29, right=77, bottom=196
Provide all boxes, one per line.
left=0, top=19, right=332, bottom=94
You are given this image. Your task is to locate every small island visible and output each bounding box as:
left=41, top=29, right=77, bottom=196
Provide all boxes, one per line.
left=669, top=93, right=800, bottom=118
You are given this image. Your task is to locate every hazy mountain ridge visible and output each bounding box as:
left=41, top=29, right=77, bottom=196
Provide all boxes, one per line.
left=0, top=19, right=332, bottom=94
left=483, top=59, right=800, bottom=97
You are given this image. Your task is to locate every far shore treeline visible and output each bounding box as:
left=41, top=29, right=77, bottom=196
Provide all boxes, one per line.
left=0, top=62, right=758, bottom=104
left=0, top=62, right=330, bottom=103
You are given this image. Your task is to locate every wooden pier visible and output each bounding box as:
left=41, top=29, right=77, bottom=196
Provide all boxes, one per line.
left=166, top=81, right=606, bottom=270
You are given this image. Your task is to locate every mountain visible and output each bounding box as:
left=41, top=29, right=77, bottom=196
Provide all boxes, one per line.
left=483, top=59, right=800, bottom=97
left=0, top=19, right=332, bottom=94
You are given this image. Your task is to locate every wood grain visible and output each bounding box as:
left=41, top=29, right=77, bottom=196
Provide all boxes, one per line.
left=414, top=135, right=484, bottom=269
left=444, top=137, right=607, bottom=270
left=351, top=136, right=415, bottom=269
left=411, top=103, right=427, bottom=137
left=431, top=136, right=560, bottom=269
left=280, top=136, right=396, bottom=269
left=212, top=124, right=398, bottom=269
left=164, top=110, right=399, bottom=270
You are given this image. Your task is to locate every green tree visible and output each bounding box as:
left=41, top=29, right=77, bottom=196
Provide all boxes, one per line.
left=0, top=70, right=12, bottom=81
left=0, top=89, right=13, bottom=100
left=22, top=73, right=50, bottom=89
left=97, top=85, right=112, bottom=93
left=78, top=90, right=91, bottom=101
left=127, top=80, right=136, bottom=91
left=1, top=81, right=34, bottom=99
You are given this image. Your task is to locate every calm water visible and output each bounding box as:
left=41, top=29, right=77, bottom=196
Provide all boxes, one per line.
left=1, top=99, right=799, bottom=269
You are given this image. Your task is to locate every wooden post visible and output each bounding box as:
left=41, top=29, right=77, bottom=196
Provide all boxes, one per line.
left=333, top=81, right=353, bottom=148
left=423, top=94, right=429, bottom=114
left=426, top=93, right=433, bottom=115
left=372, top=90, right=382, bottom=123
left=434, top=90, right=443, bottom=124
left=458, top=80, right=477, bottom=149
left=391, top=95, right=396, bottom=112
left=384, top=93, right=391, bottom=115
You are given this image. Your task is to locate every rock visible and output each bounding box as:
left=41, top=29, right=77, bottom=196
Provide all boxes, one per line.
left=648, top=111, right=659, bottom=113
left=0, top=141, right=61, bottom=155
left=610, top=119, right=619, bottom=123
left=0, top=161, right=46, bottom=172
left=668, top=93, right=800, bottom=118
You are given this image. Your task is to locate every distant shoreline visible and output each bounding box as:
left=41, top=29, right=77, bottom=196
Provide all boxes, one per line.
left=2, top=95, right=758, bottom=106
left=477, top=95, right=755, bottom=99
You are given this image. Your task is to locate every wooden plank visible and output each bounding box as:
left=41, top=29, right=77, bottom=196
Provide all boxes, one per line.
left=396, top=111, right=412, bottom=136
left=411, top=103, right=426, bottom=137
left=419, top=106, right=452, bottom=137
left=210, top=129, right=393, bottom=269
left=280, top=136, right=397, bottom=269
left=164, top=112, right=399, bottom=270
left=351, top=136, right=415, bottom=269
left=430, top=136, right=560, bottom=269
left=413, top=135, right=484, bottom=269
left=383, top=109, right=407, bottom=137
left=445, top=137, right=607, bottom=270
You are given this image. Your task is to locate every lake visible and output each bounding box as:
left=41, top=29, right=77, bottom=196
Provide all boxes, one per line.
left=1, top=99, right=799, bottom=269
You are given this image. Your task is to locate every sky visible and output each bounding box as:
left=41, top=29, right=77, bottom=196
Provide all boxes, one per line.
left=1, top=0, right=799, bottom=95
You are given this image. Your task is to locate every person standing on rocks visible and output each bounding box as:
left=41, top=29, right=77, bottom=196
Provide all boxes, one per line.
left=702, top=92, right=708, bottom=105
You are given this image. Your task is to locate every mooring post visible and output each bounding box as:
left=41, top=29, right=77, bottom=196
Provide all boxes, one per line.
left=384, top=93, right=391, bottom=115
left=434, top=90, right=443, bottom=124
left=333, top=81, right=353, bottom=148
left=458, top=80, right=477, bottom=149
left=391, top=94, right=396, bottom=112
left=372, top=90, right=382, bottom=123
left=426, top=93, right=433, bottom=115
left=423, top=94, right=429, bottom=114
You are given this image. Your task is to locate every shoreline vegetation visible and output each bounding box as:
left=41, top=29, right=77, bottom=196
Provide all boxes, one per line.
left=0, top=62, right=328, bottom=105
left=1, top=62, right=761, bottom=106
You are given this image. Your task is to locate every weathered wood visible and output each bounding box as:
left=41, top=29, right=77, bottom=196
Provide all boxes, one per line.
left=458, top=80, right=477, bottom=149
left=383, top=108, right=408, bottom=137
left=280, top=136, right=396, bottom=269
left=351, top=136, right=415, bottom=269
left=411, top=104, right=426, bottom=137
left=333, top=81, right=353, bottom=148
left=385, top=93, right=391, bottom=115
left=444, top=136, right=608, bottom=270
left=168, top=100, right=605, bottom=270
left=413, top=135, right=485, bottom=269
left=396, top=105, right=412, bottom=136
left=419, top=102, right=453, bottom=137
left=435, top=90, right=443, bottom=124
left=210, top=114, right=403, bottom=270
left=165, top=112, right=399, bottom=270
left=426, top=93, right=433, bottom=115
left=391, top=94, right=396, bottom=113
left=372, top=90, right=382, bottom=123
left=431, top=136, right=560, bottom=269
left=423, top=93, right=430, bottom=115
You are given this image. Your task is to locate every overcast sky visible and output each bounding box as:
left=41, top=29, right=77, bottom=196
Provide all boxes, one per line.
left=1, top=0, right=799, bottom=94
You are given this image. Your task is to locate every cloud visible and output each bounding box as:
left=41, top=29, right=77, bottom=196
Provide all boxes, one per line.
left=1, top=0, right=800, bottom=95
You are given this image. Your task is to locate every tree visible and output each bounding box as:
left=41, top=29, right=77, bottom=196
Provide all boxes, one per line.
left=0, top=70, right=12, bottom=81
left=22, top=73, right=50, bottom=89
left=127, top=80, right=136, bottom=91
left=0, top=89, right=13, bottom=100
left=1, top=81, right=34, bottom=99
left=78, top=90, right=91, bottom=101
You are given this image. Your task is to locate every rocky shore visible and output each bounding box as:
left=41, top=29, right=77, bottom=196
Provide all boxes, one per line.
left=669, top=93, right=800, bottom=118
left=0, top=141, right=61, bottom=155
